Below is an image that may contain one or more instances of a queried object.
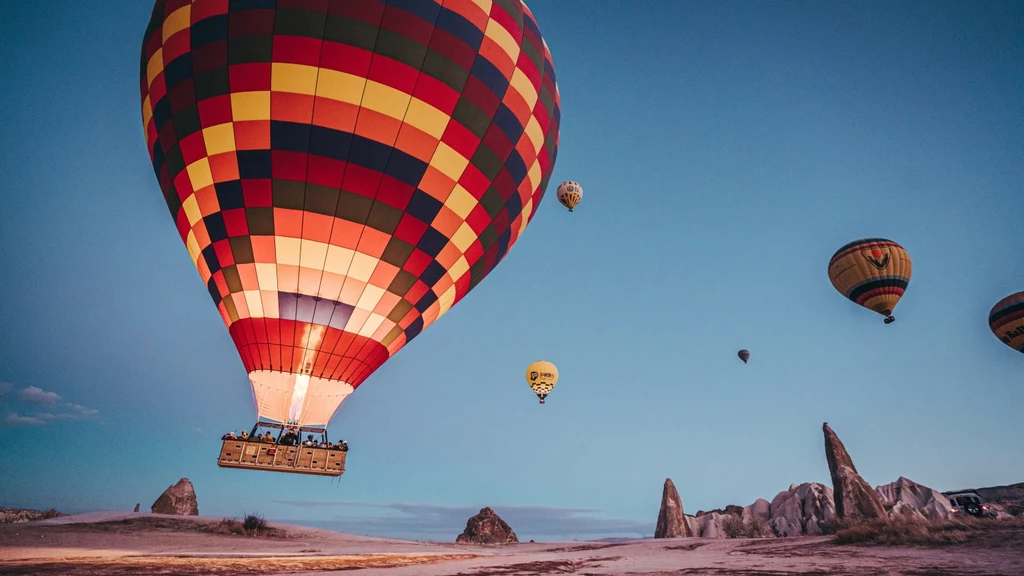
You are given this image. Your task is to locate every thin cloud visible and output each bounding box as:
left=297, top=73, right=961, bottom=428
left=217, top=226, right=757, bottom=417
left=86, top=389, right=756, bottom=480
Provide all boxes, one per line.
left=273, top=500, right=652, bottom=541
left=5, top=413, right=47, bottom=426
left=19, top=386, right=61, bottom=404
left=0, top=384, right=99, bottom=426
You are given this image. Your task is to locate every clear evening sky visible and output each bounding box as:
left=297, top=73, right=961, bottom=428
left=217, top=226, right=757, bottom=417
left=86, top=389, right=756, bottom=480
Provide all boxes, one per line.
left=1, top=0, right=1022, bottom=541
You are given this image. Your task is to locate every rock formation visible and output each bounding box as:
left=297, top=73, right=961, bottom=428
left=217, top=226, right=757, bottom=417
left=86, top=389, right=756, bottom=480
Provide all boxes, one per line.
left=684, top=514, right=701, bottom=537
left=741, top=498, right=771, bottom=524
left=823, top=422, right=887, bottom=522
left=133, top=503, right=140, bottom=513
left=697, top=512, right=726, bottom=538
left=654, top=478, right=691, bottom=538
left=696, top=504, right=744, bottom=517
left=151, top=478, right=199, bottom=516
left=876, top=477, right=952, bottom=521
left=766, top=482, right=835, bottom=536
left=456, top=507, right=518, bottom=544
left=0, top=507, right=62, bottom=524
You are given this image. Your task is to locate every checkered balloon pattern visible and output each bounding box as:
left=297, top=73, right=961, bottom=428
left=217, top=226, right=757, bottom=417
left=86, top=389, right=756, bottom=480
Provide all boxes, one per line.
left=140, top=0, right=561, bottom=401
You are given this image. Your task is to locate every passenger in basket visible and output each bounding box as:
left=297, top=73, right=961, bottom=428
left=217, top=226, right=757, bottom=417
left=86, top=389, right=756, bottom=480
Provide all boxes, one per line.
left=262, top=431, right=274, bottom=443
left=339, top=440, right=349, bottom=452
left=303, top=435, right=315, bottom=447
left=221, top=431, right=237, bottom=440
left=240, top=430, right=249, bottom=440
left=280, top=429, right=298, bottom=446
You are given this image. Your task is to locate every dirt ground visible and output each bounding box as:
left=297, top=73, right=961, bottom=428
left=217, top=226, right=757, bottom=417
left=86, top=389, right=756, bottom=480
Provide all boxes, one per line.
left=1, top=512, right=1022, bottom=576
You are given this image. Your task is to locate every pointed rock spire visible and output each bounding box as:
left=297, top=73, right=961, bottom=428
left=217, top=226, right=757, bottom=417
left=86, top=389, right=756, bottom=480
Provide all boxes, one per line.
left=655, top=478, right=691, bottom=538
left=823, top=423, right=887, bottom=522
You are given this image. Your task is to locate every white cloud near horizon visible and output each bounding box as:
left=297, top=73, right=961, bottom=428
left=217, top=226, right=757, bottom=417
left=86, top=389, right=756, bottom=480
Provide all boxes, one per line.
left=0, top=384, right=99, bottom=427
left=272, top=500, right=652, bottom=541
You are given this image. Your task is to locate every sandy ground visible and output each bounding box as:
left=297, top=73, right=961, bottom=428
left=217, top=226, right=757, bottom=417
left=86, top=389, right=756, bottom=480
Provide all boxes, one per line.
left=2, top=512, right=1023, bottom=575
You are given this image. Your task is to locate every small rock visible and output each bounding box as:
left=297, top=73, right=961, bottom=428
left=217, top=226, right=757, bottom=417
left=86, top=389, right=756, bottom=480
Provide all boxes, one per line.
left=456, top=507, right=518, bottom=544
left=151, top=478, right=199, bottom=516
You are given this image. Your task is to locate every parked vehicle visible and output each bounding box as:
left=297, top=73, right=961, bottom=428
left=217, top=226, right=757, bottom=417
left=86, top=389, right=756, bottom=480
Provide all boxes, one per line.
left=945, top=491, right=991, bottom=517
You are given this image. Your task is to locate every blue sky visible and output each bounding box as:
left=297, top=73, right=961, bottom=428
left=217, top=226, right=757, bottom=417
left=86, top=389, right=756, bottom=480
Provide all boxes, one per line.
left=1, top=0, right=1023, bottom=541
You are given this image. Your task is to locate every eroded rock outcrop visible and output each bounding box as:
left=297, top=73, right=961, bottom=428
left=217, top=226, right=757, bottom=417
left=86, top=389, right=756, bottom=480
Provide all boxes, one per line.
left=456, top=507, right=518, bottom=544
left=655, top=478, right=691, bottom=538
left=684, top=514, right=701, bottom=537
left=698, top=512, right=727, bottom=538
left=876, top=477, right=952, bottom=521
left=0, top=508, right=62, bottom=524
left=767, top=482, right=835, bottom=537
left=696, top=504, right=744, bottom=517
left=823, top=423, right=886, bottom=523
left=151, top=478, right=199, bottom=516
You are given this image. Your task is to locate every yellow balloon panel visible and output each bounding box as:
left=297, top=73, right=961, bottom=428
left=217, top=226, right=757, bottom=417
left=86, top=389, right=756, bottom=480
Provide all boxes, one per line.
left=525, top=360, right=559, bottom=395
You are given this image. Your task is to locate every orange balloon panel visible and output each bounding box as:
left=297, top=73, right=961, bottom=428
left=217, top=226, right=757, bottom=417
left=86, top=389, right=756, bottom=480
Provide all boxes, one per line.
left=140, top=0, right=561, bottom=425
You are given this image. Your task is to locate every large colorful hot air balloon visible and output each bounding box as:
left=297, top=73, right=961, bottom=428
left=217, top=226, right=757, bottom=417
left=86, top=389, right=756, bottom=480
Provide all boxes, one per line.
left=989, top=292, right=1024, bottom=355
left=828, top=238, right=912, bottom=324
left=556, top=180, right=581, bottom=212
left=525, top=360, right=558, bottom=403
left=140, top=0, right=561, bottom=471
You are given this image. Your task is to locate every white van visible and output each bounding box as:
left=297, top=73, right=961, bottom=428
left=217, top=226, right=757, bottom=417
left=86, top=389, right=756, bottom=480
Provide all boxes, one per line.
left=944, top=491, right=990, bottom=517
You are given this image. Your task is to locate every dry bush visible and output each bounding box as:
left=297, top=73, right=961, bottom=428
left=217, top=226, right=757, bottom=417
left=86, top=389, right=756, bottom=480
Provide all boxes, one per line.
left=833, top=515, right=1024, bottom=546
left=721, top=515, right=773, bottom=539
left=721, top=515, right=746, bottom=538
left=212, top=512, right=276, bottom=537
left=213, top=518, right=246, bottom=536
left=243, top=512, right=271, bottom=536
left=746, top=515, right=773, bottom=538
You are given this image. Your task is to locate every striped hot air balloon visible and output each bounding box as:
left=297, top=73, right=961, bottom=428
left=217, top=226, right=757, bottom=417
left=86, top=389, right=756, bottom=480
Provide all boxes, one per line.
left=989, top=292, right=1024, bottom=355
left=140, top=0, right=561, bottom=443
left=828, top=238, right=912, bottom=324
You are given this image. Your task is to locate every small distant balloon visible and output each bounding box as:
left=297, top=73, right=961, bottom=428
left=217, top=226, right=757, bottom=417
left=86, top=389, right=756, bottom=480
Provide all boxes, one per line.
left=828, top=238, right=912, bottom=324
left=738, top=350, right=750, bottom=364
left=525, top=360, right=559, bottom=404
left=556, top=181, right=583, bottom=212
left=989, top=292, right=1024, bottom=355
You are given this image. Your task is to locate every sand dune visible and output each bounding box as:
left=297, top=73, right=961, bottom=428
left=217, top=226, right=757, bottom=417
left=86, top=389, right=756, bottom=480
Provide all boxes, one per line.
left=2, top=512, right=1023, bottom=575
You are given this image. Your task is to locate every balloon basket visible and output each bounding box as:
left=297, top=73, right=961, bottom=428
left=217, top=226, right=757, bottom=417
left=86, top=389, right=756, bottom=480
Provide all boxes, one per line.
left=216, top=439, right=346, bottom=477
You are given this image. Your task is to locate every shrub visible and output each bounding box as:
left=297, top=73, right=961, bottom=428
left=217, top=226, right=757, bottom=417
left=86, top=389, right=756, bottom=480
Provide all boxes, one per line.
left=243, top=512, right=270, bottom=536
left=721, top=514, right=774, bottom=538
left=834, top=516, right=979, bottom=546
left=746, top=515, right=773, bottom=538
left=214, top=518, right=246, bottom=536
left=721, top=515, right=746, bottom=538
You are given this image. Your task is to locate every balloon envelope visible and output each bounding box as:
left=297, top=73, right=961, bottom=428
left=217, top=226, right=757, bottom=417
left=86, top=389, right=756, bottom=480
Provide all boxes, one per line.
left=989, top=292, right=1024, bottom=354
left=140, top=0, right=561, bottom=426
left=525, top=360, right=559, bottom=400
left=556, top=181, right=582, bottom=211
left=738, top=349, right=750, bottom=363
left=828, top=238, right=911, bottom=323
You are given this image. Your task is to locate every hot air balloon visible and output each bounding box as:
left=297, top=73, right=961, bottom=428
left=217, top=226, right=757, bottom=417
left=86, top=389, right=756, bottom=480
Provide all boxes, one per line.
left=738, top=349, right=750, bottom=364
left=140, top=0, right=560, bottom=475
left=556, top=181, right=582, bottom=212
left=828, top=238, right=911, bottom=325
left=989, top=292, right=1024, bottom=355
left=525, top=360, right=559, bottom=403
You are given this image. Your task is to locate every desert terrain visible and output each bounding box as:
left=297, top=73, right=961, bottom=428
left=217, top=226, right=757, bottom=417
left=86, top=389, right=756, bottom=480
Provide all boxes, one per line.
left=2, top=512, right=1023, bottom=576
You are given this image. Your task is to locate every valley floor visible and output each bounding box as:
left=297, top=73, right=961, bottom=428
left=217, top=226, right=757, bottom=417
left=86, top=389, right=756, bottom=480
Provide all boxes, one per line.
left=1, top=512, right=1022, bottom=575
